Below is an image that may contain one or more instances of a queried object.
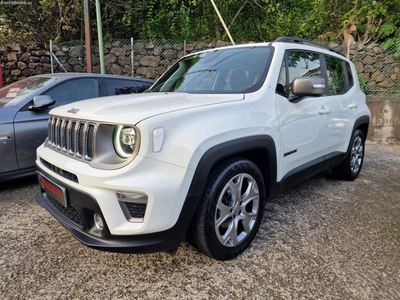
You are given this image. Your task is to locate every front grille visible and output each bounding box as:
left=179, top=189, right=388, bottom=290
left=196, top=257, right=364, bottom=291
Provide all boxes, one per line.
left=40, top=158, right=79, bottom=183
left=45, top=193, right=84, bottom=228
left=86, top=125, right=95, bottom=158
left=77, top=123, right=85, bottom=157
left=48, top=116, right=96, bottom=161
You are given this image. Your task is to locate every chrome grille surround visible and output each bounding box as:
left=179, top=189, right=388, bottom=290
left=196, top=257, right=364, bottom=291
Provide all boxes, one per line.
left=47, top=116, right=96, bottom=162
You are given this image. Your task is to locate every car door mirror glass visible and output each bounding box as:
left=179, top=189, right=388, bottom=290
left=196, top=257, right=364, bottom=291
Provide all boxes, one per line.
left=31, top=95, right=55, bottom=110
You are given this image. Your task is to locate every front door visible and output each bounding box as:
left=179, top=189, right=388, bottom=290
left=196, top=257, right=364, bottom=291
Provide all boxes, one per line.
left=275, top=50, right=332, bottom=181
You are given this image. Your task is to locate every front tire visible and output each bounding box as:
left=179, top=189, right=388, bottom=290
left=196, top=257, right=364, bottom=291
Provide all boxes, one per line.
left=187, top=158, right=266, bottom=260
left=332, top=129, right=365, bottom=181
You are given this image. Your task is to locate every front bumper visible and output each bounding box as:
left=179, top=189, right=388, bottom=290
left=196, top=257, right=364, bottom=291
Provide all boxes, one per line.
left=35, top=167, right=196, bottom=253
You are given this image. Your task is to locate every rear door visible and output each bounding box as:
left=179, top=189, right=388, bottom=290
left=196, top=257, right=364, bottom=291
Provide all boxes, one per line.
left=0, top=106, right=19, bottom=174
left=324, top=56, right=353, bottom=154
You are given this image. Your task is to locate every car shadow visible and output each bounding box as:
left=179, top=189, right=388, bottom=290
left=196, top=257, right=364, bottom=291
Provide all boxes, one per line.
left=0, top=174, right=39, bottom=191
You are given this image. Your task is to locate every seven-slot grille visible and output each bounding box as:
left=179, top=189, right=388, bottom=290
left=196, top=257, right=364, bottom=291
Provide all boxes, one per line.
left=48, top=116, right=96, bottom=161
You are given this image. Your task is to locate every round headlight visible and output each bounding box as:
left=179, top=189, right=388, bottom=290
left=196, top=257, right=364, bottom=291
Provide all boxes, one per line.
left=113, top=125, right=136, bottom=158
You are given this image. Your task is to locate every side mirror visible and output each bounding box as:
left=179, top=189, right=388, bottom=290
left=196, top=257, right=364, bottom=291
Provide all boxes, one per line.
left=30, top=95, right=55, bottom=110
left=290, top=77, right=325, bottom=102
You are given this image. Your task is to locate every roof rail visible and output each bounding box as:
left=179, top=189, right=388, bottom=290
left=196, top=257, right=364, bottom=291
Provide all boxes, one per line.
left=274, top=37, right=345, bottom=57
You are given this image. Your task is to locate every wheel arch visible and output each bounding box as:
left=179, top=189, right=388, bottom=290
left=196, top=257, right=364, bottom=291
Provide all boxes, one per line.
left=350, top=115, right=370, bottom=152
left=355, top=115, right=370, bottom=141
left=162, top=135, right=278, bottom=248
left=187, top=135, right=278, bottom=203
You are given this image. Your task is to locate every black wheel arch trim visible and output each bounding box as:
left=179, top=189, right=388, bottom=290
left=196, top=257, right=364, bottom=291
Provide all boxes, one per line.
left=186, top=135, right=278, bottom=201
left=351, top=115, right=370, bottom=144
left=342, top=115, right=370, bottom=162
left=170, top=135, right=278, bottom=248
left=181, top=135, right=278, bottom=240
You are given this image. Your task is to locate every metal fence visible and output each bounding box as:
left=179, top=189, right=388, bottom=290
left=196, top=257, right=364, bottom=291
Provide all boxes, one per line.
left=50, top=38, right=400, bottom=100
left=51, top=39, right=226, bottom=78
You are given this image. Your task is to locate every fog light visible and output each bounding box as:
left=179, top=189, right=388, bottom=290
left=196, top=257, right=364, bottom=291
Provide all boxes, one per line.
left=94, top=213, right=104, bottom=230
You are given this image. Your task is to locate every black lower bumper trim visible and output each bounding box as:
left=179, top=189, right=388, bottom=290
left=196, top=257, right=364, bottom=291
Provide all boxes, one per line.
left=34, top=167, right=197, bottom=254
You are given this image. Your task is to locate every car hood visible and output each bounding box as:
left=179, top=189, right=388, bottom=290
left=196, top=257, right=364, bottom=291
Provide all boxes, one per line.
left=49, top=92, right=244, bottom=124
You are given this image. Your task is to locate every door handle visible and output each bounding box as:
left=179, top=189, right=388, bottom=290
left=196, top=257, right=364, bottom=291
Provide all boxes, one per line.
left=348, top=103, right=359, bottom=109
left=0, top=136, right=11, bottom=140
left=319, top=106, right=332, bottom=115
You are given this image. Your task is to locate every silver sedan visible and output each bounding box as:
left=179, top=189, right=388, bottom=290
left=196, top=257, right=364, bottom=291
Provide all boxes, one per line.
left=0, top=73, right=154, bottom=182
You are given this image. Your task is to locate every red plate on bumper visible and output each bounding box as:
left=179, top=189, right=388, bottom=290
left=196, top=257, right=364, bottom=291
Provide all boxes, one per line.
left=38, top=172, right=68, bottom=207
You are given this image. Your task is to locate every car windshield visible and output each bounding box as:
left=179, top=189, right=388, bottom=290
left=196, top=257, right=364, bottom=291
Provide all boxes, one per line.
left=150, top=46, right=272, bottom=94
left=0, top=77, right=57, bottom=107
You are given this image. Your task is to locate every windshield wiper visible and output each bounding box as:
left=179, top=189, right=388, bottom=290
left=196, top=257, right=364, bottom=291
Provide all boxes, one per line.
left=185, top=68, right=217, bottom=76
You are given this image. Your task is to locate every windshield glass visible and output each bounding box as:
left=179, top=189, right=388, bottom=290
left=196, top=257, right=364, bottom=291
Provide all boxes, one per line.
left=151, top=46, right=272, bottom=94
left=0, top=77, right=57, bottom=107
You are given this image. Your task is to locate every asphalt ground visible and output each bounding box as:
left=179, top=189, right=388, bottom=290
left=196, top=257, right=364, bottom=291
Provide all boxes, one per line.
left=0, top=144, right=399, bottom=300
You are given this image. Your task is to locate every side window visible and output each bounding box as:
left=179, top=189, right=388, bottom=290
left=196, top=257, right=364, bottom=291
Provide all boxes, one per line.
left=345, top=62, right=354, bottom=88
left=325, top=56, right=346, bottom=95
left=276, top=58, right=287, bottom=97
left=105, top=79, right=138, bottom=95
left=45, top=78, right=98, bottom=107
left=287, top=51, right=321, bottom=97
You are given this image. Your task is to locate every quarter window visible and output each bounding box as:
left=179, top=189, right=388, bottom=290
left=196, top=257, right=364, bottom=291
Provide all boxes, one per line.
left=325, top=56, right=346, bottom=95
left=136, top=81, right=152, bottom=93
left=105, top=79, right=138, bottom=95
left=276, top=59, right=287, bottom=97
left=345, top=62, right=354, bottom=88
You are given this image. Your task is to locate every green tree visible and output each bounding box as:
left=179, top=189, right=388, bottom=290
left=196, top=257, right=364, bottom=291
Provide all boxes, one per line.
left=96, top=0, right=151, bottom=41
left=0, top=0, right=399, bottom=47
left=0, top=0, right=83, bottom=43
left=375, top=0, right=400, bottom=58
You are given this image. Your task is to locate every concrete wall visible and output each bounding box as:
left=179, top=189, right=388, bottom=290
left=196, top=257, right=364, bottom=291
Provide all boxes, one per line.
left=367, top=96, right=400, bottom=144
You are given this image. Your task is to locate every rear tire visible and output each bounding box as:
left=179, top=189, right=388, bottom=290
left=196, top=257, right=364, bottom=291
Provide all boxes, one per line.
left=187, top=158, right=266, bottom=260
left=332, top=129, right=365, bottom=181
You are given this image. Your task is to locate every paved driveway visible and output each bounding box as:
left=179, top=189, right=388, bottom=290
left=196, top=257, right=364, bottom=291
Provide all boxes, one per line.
left=1, top=144, right=399, bottom=300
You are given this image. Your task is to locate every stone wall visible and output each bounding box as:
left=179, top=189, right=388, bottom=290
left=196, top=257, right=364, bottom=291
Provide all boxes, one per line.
left=1, top=40, right=399, bottom=90
left=0, top=40, right=230, bottom=83
left=0, top=43, right=52, bottom=85
left=329, top=42, right=400, bottom=92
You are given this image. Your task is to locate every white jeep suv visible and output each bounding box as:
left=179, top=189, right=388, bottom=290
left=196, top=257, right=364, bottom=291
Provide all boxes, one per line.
left=35, top=37, right=371, bottom=260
